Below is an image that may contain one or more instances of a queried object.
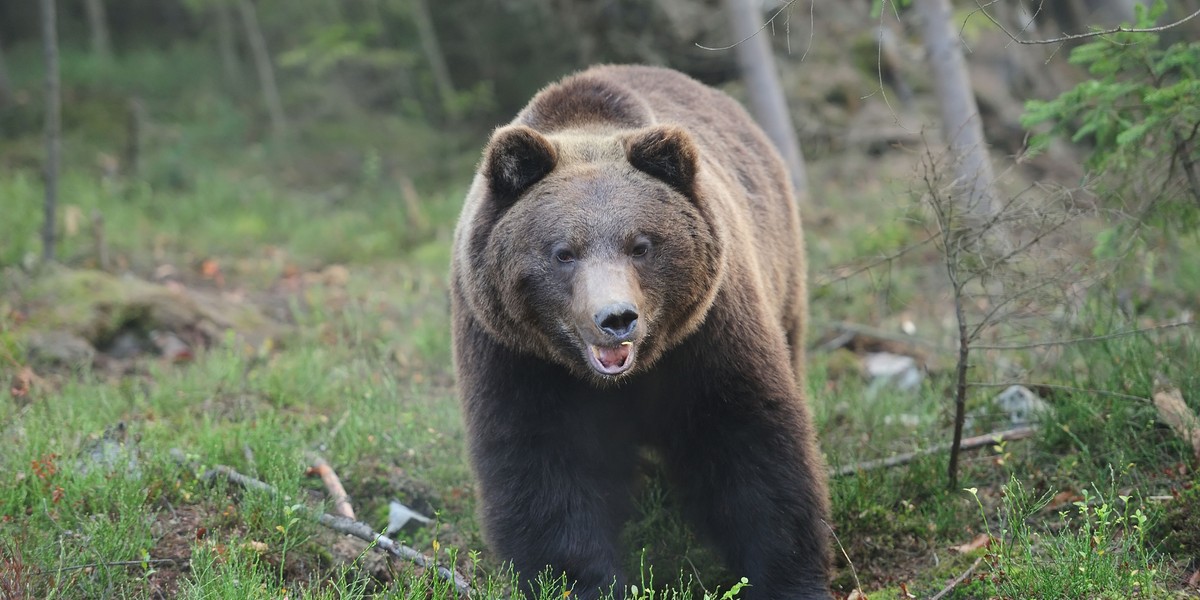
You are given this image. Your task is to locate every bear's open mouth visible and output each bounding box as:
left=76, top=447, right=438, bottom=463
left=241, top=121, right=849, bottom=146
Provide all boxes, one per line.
left=587, top=341, right=635, bottom=376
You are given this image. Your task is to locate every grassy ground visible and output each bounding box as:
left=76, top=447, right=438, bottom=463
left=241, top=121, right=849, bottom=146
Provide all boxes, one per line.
left=2, top=47, right=1199, bottom=599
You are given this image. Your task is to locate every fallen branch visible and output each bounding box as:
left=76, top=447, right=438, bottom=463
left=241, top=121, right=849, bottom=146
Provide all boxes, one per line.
left=170, top=449, right=469, bottom=596
left=57, top=558, right=180, bottom=573
left=831, top=426, right=1035, bottom=478
left=929, top=557, right=983, bottom=600
left=306, top=453, right=355, bottom=519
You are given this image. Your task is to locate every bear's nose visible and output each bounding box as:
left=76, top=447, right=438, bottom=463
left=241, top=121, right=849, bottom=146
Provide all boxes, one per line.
left=595, top=303, right=639, bottom=340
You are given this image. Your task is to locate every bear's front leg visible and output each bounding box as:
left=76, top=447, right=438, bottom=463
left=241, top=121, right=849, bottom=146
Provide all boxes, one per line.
left=662, top=346, right=833, bottom=599
left=471, top=409, right=637, bottom=599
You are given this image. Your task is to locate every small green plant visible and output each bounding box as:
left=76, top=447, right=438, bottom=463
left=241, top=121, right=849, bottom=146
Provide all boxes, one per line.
left=967, top=472, right=1166, bottom=598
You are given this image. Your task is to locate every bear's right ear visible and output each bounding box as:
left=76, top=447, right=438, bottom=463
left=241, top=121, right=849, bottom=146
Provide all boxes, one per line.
left=624, top=125, right=698, bottom=195
left=483, top=126, right=558, bottom=203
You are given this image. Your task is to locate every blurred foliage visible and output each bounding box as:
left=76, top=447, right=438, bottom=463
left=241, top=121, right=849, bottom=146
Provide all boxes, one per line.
left=0, top=0, right=736, bottom=126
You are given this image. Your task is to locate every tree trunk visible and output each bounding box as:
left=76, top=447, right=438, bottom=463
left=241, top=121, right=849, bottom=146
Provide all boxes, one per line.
left=40, top=0, right=61, bottom=262
left=409, top=0, right=457, bottom=118
left=214, top=0, right=242, bottom=87
left=82, top=0, right=113, bottom=59
left=915, top=0, right=997, bottom=222
left=235, top=0, right=287, bottom=139
left=0, top=34, right=12, bottom=107
left=722, top=0, right=810, bottom=203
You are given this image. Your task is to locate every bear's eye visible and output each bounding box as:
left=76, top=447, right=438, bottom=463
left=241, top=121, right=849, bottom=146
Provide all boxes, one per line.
left=553, top=248, right=576, bottom=263
left=630, top=239, right=651, bottom=258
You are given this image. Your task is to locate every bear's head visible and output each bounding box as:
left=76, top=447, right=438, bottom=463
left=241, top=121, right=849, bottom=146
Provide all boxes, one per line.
left=459, top=124, right=728, bottom=385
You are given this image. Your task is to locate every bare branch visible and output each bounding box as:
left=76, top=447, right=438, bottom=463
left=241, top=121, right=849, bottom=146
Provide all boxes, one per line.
left=930, top=557, right=984, bottom=600
left=974, top=319, right=1195, bottom=350
left=972, top=2, right=1200, bottom=45
left=696, top=0, right=797, bottom=51
left=813, top=232, right=939, bottom=288
left=968, top=382, right=1148, bottom=403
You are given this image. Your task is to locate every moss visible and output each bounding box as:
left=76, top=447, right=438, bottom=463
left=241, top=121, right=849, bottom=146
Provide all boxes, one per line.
left=17, top=267, right=282, bottom=351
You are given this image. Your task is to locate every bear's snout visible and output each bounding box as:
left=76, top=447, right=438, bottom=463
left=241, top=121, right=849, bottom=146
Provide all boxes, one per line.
left=594, top=302, right=639, bottom=340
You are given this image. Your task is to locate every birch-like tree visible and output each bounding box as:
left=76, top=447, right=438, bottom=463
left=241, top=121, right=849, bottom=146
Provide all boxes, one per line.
left=40, top=0, right=61, bottom=261
left=915, top=0, right=997, bottom=223
left=722, top=0, right=810, bottom=202
left=236, top=0, right=287, bottom=139
left=82, top=0, right=113, bottom=59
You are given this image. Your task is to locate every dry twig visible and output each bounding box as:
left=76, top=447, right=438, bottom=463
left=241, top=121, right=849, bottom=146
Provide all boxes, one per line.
left=831, top=427, right=1035, bottom=478
left=170, top=449, right=470, bottom=596
left=930, top=556, right=983, bottom=600
left=306, top=453, right=355, bottom=519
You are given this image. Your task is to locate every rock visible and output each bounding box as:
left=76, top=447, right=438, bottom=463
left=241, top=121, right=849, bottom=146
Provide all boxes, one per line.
left=994, top=385, right=1050, bottom=427
left=26, top=330, right=96, bottom=367
left=386, top=500, right=433, bottom=535
left=863, top=351, right=923, bottom=395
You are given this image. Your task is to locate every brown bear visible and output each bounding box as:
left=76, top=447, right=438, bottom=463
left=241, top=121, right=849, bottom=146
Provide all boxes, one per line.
left=450, top=65, right=832, bottom=600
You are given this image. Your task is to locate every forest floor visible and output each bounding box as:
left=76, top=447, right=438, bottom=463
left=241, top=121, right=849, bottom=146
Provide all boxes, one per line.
left=2, top=46, right=1200, bottom=599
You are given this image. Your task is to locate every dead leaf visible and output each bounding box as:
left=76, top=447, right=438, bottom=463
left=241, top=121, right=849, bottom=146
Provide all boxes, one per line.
left=846, top=589, right=868, bottom=600
left=1051, top=489, right=1083, bottom=508
left=951, top=533, right=991, bottom=554
left=10, top=367, right=38, bottom=399
left=1152, top=383, right=1200, bottom=461
left=1187, top=569, right=1199, bottom=588
left=321, top=264, right=350, bottom=287
left=200, top=259, right=225, bottom=287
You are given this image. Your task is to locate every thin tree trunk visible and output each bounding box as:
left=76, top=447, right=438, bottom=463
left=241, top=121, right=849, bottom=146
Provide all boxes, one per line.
left=0, top=34, right=12, bottom=107
left=722, top=0, right=810, bottom=202
left=82, top=0, right=113, bottom=59
left=214, top=0, right=242, bottom=87
left=124, top=97, right=144, bottom=177
left=236, top=0, right=287, bottom=139
left=915, top=0, right=998, bottom=222
left=40, top=0, right=61, bottom=262
left=409, top=0, right=457, bottom=118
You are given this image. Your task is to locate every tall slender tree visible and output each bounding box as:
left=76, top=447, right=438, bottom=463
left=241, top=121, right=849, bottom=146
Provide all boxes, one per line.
left=0, top=33, right=12, bottom=107
left=722, top=0, right=810, bottom=203
left=82, top=0, right=113, bottom=59
left=409, top=0, right=457, bottom=118
left=40, top=0, right=61, bottom=261
left=213, top=0, right=242, bottom=87
left=236, top=0, right=287, bottom=139
left=915, top=0, right=997, bottom=222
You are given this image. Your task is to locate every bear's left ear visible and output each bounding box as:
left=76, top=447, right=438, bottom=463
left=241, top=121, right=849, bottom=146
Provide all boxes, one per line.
left=624, top=125, right=698, bottom=194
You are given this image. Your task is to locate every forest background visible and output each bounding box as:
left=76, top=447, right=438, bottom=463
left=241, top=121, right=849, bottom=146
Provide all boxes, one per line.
left=1, top=0, right=1200, bottom=598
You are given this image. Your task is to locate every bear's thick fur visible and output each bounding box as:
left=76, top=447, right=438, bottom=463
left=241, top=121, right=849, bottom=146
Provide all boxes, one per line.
left=450, top=65, right=831, bottom=600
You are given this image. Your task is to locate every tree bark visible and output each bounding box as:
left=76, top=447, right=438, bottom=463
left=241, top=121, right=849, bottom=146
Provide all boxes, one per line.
left=409, top=0, right=457, bottom=118
left=235, top=0, right=287, bottom=139
left=40, top=0, right=62, bottom=262
left=915, top=0, right=998, bottom=222
left=722, top=0, right=810, bottom=203
left=214, top=0, right=242, bottom=87
left=82, top=0, right=113, bottom=59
